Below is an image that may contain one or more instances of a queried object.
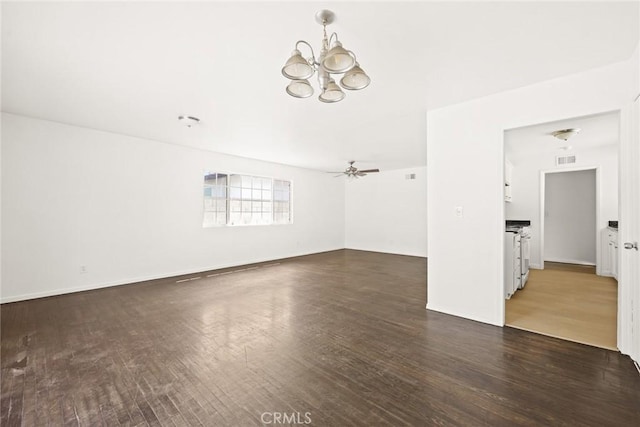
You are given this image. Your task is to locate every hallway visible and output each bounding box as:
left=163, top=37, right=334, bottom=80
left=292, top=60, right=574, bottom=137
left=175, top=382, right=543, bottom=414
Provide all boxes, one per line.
left=505, top=262, right=617, bottom=350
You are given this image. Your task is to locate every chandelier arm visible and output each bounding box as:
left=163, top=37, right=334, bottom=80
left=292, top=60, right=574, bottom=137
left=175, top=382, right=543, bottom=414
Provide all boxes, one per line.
left=295, top=40, right=318, bottom=65
left=328, top=32, right=339, bottom=47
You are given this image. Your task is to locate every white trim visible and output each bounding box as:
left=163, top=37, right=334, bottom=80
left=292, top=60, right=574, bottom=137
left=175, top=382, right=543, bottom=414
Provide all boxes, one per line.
left=344, top=246, right=428, bottom=258
left=618, top=104, right=631, bottom=355
left=543, top=258, right=596, bottom=266
left=426, top=302, right=503, bottom=327
left=499, top=136, right=507, bottom=326
left=617, top=98, right=640, bottom=360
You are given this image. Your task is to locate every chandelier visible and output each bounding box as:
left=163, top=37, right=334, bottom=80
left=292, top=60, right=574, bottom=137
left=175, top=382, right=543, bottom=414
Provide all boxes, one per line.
left=281, top=10, right=370, bottom=103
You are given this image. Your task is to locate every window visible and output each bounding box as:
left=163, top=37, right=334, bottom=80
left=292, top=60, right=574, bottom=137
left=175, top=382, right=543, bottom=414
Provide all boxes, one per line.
left=229, top=174, right=273, bottom=226
left=273, top=180, right=291, bottom=224
left=203, top=172, right=291, bottom=227
left=203, top=173, right=227, bottom=227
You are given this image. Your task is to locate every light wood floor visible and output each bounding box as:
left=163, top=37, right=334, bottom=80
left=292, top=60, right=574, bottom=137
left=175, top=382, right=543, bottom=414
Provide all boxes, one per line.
left=506, top=263, right=617, bottom=350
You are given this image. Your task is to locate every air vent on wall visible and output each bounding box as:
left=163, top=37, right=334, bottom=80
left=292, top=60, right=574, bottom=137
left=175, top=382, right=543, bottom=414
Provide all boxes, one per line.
left=556, top=155, right=576, bottom=166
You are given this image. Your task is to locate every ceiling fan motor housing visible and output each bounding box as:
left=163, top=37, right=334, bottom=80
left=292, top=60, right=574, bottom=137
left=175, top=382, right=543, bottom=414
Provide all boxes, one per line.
left=335, top=161, right=380, bottom=178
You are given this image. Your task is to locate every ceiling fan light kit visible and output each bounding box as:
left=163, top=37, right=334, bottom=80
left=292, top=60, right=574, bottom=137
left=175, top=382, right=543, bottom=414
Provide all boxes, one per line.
left=282, top=10, right=370, bottom=103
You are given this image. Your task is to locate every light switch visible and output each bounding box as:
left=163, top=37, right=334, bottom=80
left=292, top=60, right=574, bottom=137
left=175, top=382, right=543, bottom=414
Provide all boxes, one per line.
left=455, top=206, right=464, bottom=218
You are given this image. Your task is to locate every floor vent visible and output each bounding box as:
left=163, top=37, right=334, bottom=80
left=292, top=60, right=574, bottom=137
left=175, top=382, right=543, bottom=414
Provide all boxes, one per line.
left=261, top=263, right=282, bottom=268
left=180, top=263, right=278, bottom=282
left=556, top=155, right=576, bottom=166
left=176, top=276, right=201, bottom=283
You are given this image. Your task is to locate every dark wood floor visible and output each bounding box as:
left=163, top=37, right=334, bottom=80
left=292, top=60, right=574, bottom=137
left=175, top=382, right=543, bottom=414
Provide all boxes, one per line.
left=2, top=250, right=639, bottom=426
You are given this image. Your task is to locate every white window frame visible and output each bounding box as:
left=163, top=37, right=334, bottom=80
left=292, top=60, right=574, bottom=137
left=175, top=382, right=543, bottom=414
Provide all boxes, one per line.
left=202, top=171, right=292, bottom=227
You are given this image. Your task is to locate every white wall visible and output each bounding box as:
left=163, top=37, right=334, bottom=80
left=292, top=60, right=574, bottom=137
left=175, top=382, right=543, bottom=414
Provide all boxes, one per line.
left=544, top=169, right=596, bottom=265
left=345, top=167, right=427, bottom=257
left=506, top=144, right=618, bottom=269
left=427, top=57, right=634, bottom=326
left=1, top=113, right=345, bottom=302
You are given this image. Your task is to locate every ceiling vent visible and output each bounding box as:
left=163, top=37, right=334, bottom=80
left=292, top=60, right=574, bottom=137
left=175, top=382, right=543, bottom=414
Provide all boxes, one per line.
left=556, top=155, right=576, bottom=166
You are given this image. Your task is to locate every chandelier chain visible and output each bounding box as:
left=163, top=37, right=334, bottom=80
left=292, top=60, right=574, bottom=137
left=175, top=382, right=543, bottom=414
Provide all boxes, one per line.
left=322, top=24, right=329, bottom=54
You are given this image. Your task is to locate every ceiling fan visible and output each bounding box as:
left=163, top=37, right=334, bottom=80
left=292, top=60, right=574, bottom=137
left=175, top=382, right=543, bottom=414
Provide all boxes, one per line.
left=329, top=161, right=380, bottom=178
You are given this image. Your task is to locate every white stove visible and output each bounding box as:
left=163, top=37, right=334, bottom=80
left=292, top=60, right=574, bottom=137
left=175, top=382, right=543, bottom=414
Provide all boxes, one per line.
left=505, top=222, right=532, bottom=298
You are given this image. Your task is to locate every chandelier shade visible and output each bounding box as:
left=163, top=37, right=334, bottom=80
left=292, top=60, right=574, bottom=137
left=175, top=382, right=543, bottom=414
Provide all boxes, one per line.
left=281, top=10, right=370, bottom=103
left=282, top=49, right=315, bottom=80
left=318, top=79, right=345, bottom=103
left=286, top=79, right=314, bottom=98
left=321, top=41, right=356, bottom=73
left=340, top=63, right=370, bottom=90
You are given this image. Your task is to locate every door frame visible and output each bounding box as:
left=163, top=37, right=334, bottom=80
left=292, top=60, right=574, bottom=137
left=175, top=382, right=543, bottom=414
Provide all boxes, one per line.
left=539, top=166, right=600, bottom=271
left=617, top=97, right=639, bottom=360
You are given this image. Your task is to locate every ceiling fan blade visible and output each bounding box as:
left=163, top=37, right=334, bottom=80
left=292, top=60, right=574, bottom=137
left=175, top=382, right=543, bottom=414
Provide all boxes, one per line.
left=358, top=169, right=380, bottom=173
left=326, top=171, right=345, bottom=174
left=334, top=174, right=345, bottom=177
left=356, top=171, right=367, bottom=176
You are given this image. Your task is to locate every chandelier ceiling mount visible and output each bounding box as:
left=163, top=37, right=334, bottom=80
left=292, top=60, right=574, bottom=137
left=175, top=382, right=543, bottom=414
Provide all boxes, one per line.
left=314, top=9, right=336, bottom=26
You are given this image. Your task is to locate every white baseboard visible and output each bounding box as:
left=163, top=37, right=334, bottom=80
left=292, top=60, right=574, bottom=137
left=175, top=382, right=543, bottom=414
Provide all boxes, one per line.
left=426, top=302, right=502, bottom=327
left=0, top=247, right=344, bottom=304
left=344, top=246, right=427, bottom=258
left=544, top=258, right=596, bottom=266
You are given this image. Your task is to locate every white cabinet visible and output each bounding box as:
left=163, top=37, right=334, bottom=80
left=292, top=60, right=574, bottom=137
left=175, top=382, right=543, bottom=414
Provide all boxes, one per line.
left=601, top=228, right=618, bottom=279
left=504, top=159, right=513, bottom=202
left=610, top=230, right=618, bottom=280
left=505, top=232, right=521, bottom=298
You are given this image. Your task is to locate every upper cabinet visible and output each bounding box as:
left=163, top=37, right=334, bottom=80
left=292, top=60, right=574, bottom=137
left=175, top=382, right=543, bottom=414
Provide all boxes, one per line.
left=505, top=159, right=513, bottom=202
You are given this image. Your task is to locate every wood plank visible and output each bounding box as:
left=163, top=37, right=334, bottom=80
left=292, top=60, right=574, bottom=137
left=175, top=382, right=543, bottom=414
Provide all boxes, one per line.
left=2, top=250, right=638, bottom=425
left=506, top=266, right=617, bottom=350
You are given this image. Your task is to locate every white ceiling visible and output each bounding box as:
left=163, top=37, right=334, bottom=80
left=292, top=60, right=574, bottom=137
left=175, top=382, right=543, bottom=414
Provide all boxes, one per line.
left=2, top=1, right=638, bottom=172
left=504, top=110, right=620, bottom=165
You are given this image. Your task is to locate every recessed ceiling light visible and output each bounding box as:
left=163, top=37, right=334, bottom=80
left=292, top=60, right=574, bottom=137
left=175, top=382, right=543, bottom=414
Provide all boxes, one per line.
left=178, top=115, right=200, bottom=127
left=551, top=128, right=580, bottom=141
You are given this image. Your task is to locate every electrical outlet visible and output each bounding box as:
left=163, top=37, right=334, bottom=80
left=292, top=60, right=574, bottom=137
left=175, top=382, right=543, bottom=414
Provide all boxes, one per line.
left=455, top=206, right=464, bottom=218
left=80, top=265, right=87, bottom=274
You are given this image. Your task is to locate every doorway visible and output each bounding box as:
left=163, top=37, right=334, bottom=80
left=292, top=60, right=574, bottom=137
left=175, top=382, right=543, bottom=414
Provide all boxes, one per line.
left=503, top=111, right=619, bottom=350
left=541, top=168, right=597, bottom=267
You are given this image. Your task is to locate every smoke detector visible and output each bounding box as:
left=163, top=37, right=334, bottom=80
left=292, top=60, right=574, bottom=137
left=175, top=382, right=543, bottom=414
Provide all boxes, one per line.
left=551, top=128, right=580, bottom=141
left=178, top=115, right=200, bottom=127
